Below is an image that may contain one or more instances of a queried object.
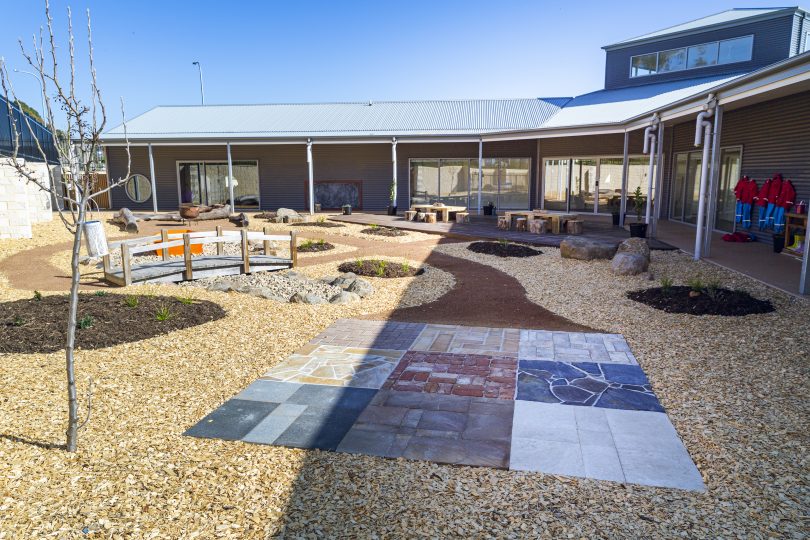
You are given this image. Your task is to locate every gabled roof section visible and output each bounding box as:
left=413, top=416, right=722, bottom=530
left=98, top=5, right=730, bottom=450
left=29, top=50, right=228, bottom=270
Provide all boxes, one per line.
left=541, top=74, right=744, bottom=128
left=603, top=7, right=806, bottom=51
left=102, top=98, right=572, bottom=141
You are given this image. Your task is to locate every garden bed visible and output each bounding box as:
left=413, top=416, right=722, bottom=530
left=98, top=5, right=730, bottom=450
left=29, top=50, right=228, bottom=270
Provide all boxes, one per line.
left=467, top=241, right=542, bottom=258
left=292, top=221, right=345, bottom=228
left=338, top=259, right=423, bottom=278
left=297, top=240, right=335, bottom=252
left=360, top=226, right=408, bottom=237
left=626, top=285, right=774, bottom=316
left=0, top=293, right=226, bottom=353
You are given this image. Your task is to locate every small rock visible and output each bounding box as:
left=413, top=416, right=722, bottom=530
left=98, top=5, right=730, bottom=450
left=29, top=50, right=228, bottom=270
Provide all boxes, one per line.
left=290, top=292, right=326, bottom=304
left=277, top=208, right=302, bottom=223
left=329, top=291, right=361, bottom=304
left=248, top=287, right=288, bottom=302
left=347, top=278, right=374, bottom=298
left=332, top=272, right=357, bottom=289
left=611, top=252, right=649, bottom=275
left=207, top=281, right=235, bottom=292
left=560, top=237, right=618, bottom=260
left=80, top=255, right=100, bottom=266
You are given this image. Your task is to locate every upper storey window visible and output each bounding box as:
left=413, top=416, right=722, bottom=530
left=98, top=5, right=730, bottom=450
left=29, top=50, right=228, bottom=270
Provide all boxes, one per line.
left=630, top=35, right=753, bottom=78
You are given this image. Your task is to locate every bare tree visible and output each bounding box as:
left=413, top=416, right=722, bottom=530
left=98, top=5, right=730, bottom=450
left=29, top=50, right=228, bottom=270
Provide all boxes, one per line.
left=0, top=0, right=131, bottom=452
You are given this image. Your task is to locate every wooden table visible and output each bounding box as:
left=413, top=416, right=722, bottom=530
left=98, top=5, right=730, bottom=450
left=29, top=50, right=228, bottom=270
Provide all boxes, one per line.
left=503, top=211, right=578, bottom=234
left=411, top=204, right=467, bottom=223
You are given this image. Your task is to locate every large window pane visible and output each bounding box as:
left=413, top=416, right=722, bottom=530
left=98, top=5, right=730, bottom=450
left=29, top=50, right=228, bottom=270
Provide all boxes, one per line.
left=499, top=158, right=530, bottom=210
left=569, top=159, right=597, bottom=212
left=627, top=157, right=655, bottom=219
left=480, top=158, right=499, bottom=210
left=683, top=153, right=703, bottom=224
left=671, top=154, right=688, bottom=220
left=231, top=161, right=260, bottom=208
left=715, top=148, right=741, bottom=232
left=631, top=53, right=657, bottom=77
left=204, top=164, right=229, bottom=205
left=598, top=158, right=624, bottom=213
left=687, top=42, right=719, bottom=68
left=658, top=48, right=686, bottom=73
left=543, top=159, right=569, bottom=211
left=410, top=160, right=438, bottom=205
left=178, top=161, right=259, bottom=208
left=718, top=36, right=753, bottom=64
left=439, top=159, right=470, bottom=206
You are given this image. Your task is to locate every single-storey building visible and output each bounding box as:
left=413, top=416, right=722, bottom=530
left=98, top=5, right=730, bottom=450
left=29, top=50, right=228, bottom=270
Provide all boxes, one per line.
left=99, top=7, right=810, bottom=291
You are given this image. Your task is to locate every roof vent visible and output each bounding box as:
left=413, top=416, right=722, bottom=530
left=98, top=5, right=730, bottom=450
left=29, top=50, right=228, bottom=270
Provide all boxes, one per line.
left=368, top=100, right=373, bottom=106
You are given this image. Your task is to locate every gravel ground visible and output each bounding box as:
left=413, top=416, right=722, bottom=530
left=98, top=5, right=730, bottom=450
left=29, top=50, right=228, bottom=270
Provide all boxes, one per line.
left=183, top=270, right=344, bottom=302
left=1, top=219, right=807, bottom=538
left=256, top=216, right=437, bottom=243
left=434, top=241, right=809, bottom=538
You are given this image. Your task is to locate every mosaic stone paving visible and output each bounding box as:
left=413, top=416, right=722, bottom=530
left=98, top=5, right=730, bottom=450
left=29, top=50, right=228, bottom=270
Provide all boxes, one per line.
left=261, top=345, right=403, bottom=389
left=186, top=319, right=704, bottom=491
left=382, top=351, right=516, bottom=399
left=410, top=324, right=520, bottom=357
left=517, top=360, right=663, bottom=412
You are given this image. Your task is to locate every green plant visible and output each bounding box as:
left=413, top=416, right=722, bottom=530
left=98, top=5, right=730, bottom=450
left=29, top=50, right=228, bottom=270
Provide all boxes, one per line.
left=77, top=315, right=94, bottom=329
left=374, top=260, right=388, bottom=277
left=94, top=290, right=107, bottom=297
left=498, top=238, right=510, bottom=247
left=401, top=261, right=411, bottom=273
left=12, top=315, right=25, bottom=327
left=354, top=257, right=364, bottom=268
left=123, top=295, right=139, bottom=308
left=155, top=305, right=173, bottom=322
left=33, top=290, right=42, bottom=301
left=176, top=294, right=195, bottom=305
left=316, top=215, right=326, bottom=224
left=687, top=277, right=704, bottom=293
left=633, top=185, right=645, bottom=222
left=660, top=276, right=673, bottom=295
left=705, top=279, right=722, bottom=301
left=369, top=223, right=379, bottom=230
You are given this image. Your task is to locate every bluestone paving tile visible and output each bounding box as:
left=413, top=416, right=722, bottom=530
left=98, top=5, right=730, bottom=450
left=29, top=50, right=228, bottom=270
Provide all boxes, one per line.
left=242, top=404, right=307, bottom=444
left=581, top=443, right=625, bottom=482
left=510, top=437, right=584, bottom=476
left=185, top=399, right=279, bottom=441
left=233, top=380, right=302, bottom=403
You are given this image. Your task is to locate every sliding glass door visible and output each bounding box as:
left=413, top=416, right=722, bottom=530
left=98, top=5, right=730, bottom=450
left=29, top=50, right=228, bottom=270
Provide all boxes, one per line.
left=569, top=158, right=598, bottom=212
left=178, top=160, right=260, bottom=209
left=543, top=159, right=569, bottom=211
left=670, top=147, right=741, bottom=231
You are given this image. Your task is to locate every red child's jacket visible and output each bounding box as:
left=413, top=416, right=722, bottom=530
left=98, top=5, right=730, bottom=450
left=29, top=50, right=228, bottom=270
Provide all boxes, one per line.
left=776, top=179, right=796, bottom=209
left=734, top=176, right=758, bottom=204
left=754, top=179, right=772, bottom=207
left=766, top=174, right=784, bottom=204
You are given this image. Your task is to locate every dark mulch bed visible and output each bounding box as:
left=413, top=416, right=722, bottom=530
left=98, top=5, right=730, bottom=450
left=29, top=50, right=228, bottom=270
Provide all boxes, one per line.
left=338, top=260, right=423, bottom=278
left=467, top=241, right=543, bottom=258
left=0, top=293, right=226, bottom=353
left=298, top=240, right=335, bottom=253
left=626, top=286, right=774, bottom=316
left=360, top=226, right=408, bottom=237
left=292, top=221, right=345, bottom=228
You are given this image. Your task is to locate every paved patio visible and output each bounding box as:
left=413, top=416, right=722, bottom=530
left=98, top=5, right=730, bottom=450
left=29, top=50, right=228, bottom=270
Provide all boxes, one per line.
left=186, top=319, right=704, bottom=491
left=331, top=213, right=676, bottom=250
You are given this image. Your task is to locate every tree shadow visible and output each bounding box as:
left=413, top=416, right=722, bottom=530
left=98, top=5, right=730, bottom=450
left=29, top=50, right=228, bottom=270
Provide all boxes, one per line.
left=0, top=433, right=66, bottom=450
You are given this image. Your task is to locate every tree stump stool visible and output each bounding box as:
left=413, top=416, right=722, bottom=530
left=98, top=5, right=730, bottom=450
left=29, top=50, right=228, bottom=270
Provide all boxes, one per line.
left=455, top=212, right=470, bottom=224
left=497, top=216, right=509, bottom=230
left=529, top=219, right=547, bottom=234
left=424, top=212, right=437, bottom=224
left=405, top=210, right=417, bottom=221
left=566, top=220, right=584, bottom=235
left=515, top=217, right=528, bottom=232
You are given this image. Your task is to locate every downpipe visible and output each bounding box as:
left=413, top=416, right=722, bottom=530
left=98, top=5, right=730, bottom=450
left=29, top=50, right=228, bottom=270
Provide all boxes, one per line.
left=642, top=120, right=658, bottom=224
left=693, top=102, right=715, bottom=260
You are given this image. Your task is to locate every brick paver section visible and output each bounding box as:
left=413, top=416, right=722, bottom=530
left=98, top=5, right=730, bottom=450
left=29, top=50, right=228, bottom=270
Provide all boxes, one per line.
left=382, top=351, right=517, bottom=399
left=308, top=319, right=426, bottom=350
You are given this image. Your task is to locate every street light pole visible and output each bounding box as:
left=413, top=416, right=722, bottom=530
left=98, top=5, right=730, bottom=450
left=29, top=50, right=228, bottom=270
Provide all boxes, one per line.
left=192, top=61, right=205, bottom=105
left=13, top=69, right=46, bottom=121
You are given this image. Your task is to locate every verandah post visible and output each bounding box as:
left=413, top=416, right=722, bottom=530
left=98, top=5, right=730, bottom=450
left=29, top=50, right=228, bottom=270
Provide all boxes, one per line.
left=183, top=233, right=193, bottom=280
left=121, top=243, right=132, bottom=286
left=160, top=229, right=169, bottom=261
left=241, top=229, right=250, bottom=274
left=290, top=231, right=297, bottom=268
left=215, top=225, right=223, bottom=255
left=263, top=226, right=271, bottom=255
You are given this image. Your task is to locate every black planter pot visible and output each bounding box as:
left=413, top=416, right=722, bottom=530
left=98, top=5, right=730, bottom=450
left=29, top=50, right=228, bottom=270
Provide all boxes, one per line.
left=773, top=236, right=785, bottom=253
left=483, top=205, right=495, bottom=216
left=611, top=212, right=620, bottom=226
left=387, top=205, right=398, bottom=216
left=629, top=222, right=648, bottom=238
left=341, top=205, right=352, bottom=215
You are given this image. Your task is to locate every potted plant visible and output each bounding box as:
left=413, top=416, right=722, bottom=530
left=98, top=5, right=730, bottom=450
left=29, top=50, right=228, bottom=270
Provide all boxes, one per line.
left=608, top=195, right=621, bottom=226
left=628, top=186, right=647, bottom=238
left=387, top=181, right=397, bottom=216
left=483, top=201, right=496, bottom=216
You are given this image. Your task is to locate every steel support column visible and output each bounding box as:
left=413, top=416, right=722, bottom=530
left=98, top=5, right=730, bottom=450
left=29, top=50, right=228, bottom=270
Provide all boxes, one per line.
left=391, top=138, right=397, bottom=209
left=704, top=105, right=723, bottom=257
left=619, top=131, right=629, bottom=227
left=148, top=143, right=158, bottom=212
left=800, top=231, right=809, bottom=295
left=306, top=139, right=314, bottom=214
left=651, top=122, right=664, bottom=237
left=477, top=138, right=483, bottom=214
left=226, top=142, right=235, bottom=211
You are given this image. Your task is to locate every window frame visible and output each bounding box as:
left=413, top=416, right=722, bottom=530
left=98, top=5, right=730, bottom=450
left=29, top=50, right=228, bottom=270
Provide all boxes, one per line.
left=175, top=159, right=260, bottom=209
left=629, top=35, right=754, bottom=78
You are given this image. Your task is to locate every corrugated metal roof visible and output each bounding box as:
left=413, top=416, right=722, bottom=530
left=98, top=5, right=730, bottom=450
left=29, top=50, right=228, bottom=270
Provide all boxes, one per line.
left=103, top=98, right=571, bottom=140
left=541, top=74, right=743, bottom=128
left=604, top=7, right=800, bottom=49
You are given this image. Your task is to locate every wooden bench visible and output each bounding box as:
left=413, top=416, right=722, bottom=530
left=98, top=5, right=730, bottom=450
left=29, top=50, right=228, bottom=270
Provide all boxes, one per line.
left=514, top=217, right=528, bottom=232
left=404, top=210, right=417, bottom=221
left=566, top=220, right=584, bottom=235
left=455, top=212, right=470, bottom=224
left=424, top=212, right=437, bottom=224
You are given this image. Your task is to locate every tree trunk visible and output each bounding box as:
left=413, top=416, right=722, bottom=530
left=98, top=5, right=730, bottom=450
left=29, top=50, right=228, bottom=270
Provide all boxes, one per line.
left=64, top=203, right=85, bottom=452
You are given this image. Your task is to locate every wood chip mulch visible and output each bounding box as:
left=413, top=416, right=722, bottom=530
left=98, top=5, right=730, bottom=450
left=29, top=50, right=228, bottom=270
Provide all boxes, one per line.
left=0, top=293, right=226, bottom=353
left=297, top=241, right=335, bottom=253
left=466, top=241, right=543, bottom=258
left=360, top=226, right=408, bottom=237
left=338, top=259, right=423, bottom=278
left=626, top=286, right=775, bottom=316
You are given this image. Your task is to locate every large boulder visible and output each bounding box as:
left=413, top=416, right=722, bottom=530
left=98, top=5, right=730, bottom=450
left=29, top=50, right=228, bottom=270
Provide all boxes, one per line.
left=332, top=272, right=357, bottom=289
left=347, top=278, right=374, bottom=298
left=248, top=287, right=289, bottom=302
left=611, top=253, right=649, bottom=275
left=329, top=291, right=361, bottom=304
left=290, top=292, right=326, bottom=304
left=207, top=280, right=236, bottom=293
left=560, top=237, right=618, bottom=260
left=616, top=237, right=650, bottom=261
left=277, top=208, right=302, bottom=223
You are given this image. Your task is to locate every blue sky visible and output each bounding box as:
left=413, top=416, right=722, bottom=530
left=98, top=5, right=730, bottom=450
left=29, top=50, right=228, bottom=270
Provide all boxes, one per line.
left=0, top=0, right=793, bottom=122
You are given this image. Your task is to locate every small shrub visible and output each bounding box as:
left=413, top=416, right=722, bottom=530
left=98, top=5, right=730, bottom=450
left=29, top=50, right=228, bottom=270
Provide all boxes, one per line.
left=402, top=261, right=411, bottom=273
left=78, top=315, right=94, bottom=329
left=123, top=295, right=139, bottom=308
left=498, top=238, right=510, bottom=247
left=176, top=294, right=195, bottom=305
left=300, top=240, right=314, bottom=250
left=369, top=223, right=379, bottom=230
left=33, top=290, right=42, bottom=301
left=12, top=315, right=25, bottom=327
left=155, top=305, right=173, bottom=322
left=687, top=278, right=704, bottom=293
left=316, top=216, right=326, bottom=224
left=94, top=290, right=108, bottom=297
left=705, top=279, right=722, bottom=302
left=374, top=260, right=388, bottom=277
left=660, top=277, right=673, bottom=295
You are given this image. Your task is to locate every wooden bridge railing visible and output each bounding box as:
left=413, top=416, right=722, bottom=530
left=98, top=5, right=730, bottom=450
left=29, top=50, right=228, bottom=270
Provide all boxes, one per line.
left=103, top=227, right=297, bottom=286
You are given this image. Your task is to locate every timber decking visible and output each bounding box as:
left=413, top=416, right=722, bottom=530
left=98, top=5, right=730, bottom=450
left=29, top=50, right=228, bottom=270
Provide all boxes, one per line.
left=104, top=255, right=294, bottom=285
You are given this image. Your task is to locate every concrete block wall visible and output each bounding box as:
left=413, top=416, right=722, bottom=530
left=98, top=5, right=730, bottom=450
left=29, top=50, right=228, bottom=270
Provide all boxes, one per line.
left=0, top=157, right=55, bottom=239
